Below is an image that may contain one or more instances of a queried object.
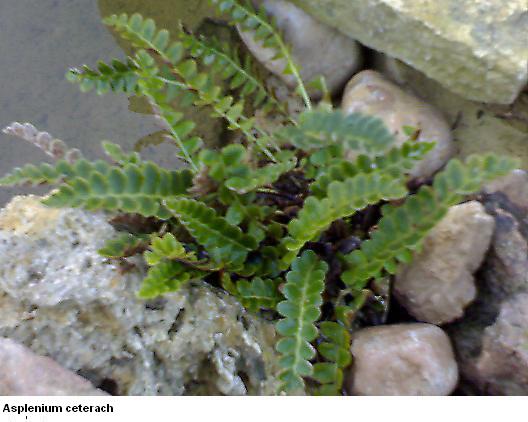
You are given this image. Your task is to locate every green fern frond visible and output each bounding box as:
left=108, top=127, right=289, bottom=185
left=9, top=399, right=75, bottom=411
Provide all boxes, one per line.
left=42, top=163, right=193, bottom=219
left=180, top=31, right=289, bottom=117
left=310, top=142, right=434, bottom=198
left=225, top=158, right=297, bottom=194
left=312, top=322, right=351, bottom=395
left=164, top=198, right=258, bottom=269
left=342, top=154, right=519, bottom=288
left=102, top=141, right=142, bottom=165
left=237, top=277, right=283, bottom=312
left=138, top=260, right=202, bottom=299
left=0, top=159, right=111, bottom=187
left=66, top=58, right=140, bottom=95
left=104, top=14, right=184, bottom=65
left=104, top=13, right=276, bottom=160
left=282, top=173, right=408, bottom=267
left=209, top=0, right=311, bottom=109
left=278, top=109, right=396, bottom=155
left=98, top=232, right=150, bottom=258
left=276, top=251, right=327, bottom=393
left=145, top=232, right=196, bottom=265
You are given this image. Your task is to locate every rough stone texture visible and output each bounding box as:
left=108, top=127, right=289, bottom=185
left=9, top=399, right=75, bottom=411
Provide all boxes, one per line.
left=348, top=323, right=458, bottom=395
left=394, top=202, right=495, bottom=325
left=467, top=294, right=528, bottom=395
left=0, top=338, right=106, bottom=396
left=0, top=195, right=280, bottom=396
left=448, top=191, right=528, bottom=395
left=373, top=54, right=528, bottom=170
left=292, top=0, right=528, bottom=104
left=342, top=70, right=455, bottom=179
left=238, top=0, right=363, bottom=97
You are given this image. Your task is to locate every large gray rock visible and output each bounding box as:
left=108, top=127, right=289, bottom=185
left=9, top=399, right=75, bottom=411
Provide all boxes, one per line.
left=348, top=323, right=458, bottom=395
left=292, top=0, right=528, bottom=104
left=238, top=0, right=363, bottom=97
left=342, top=70, right=455, bottom=180
left=448, top=192, right=528, bottom=395
left=0, top=338, right=106, bottom=395
left=394, top=201, right=495, bottom=325
left=0, top=195, right=280, bottom=395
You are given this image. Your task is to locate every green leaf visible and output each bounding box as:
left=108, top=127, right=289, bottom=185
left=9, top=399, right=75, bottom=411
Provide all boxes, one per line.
left=282, top=173, right=408, bottom=267
left=138, top=260, right=201, bottom=298
left=164, top=198, right=258, bottom=269
left=42, top=162, right=193, bottom=219
left=275, top=251, right=328, bottom=394
left=277, top=109, right=396, bottom=155
left=98, top=232, right=150, bottom=258
left=342, top=154, right=519, bottom=288
left=237, top=277, right=283, bottom=312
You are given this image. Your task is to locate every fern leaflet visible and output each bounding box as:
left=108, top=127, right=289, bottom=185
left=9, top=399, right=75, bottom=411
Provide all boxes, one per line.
left=164, top=198, right=258, bottom=269
left=342, top=154, right=519, bottom=288
left=276, top=250, right=327, bottom=393
left=98, top=232, right=150, bottom=258
left=282, top=173, right=407, bottom=267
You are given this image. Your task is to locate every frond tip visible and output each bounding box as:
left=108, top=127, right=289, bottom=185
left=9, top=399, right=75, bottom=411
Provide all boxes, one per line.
left=275, top=250, right=328, bottom=393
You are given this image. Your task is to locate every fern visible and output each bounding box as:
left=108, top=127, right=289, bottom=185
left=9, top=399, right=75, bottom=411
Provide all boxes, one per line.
left=164, top=198, right=258, bottom=269
left=342, top=154, right=519, bottom=288
left=282, top=173, right=407, bottom=267
left=180, top=31, right=289, bottom=118
left=138, top=260, right=203, bottom=299
left=43, top=162, right=193, bottom=219
left=310, top=142, right=434, bottom=198
left=277, top=109, right=396, bottom=156
left=209, top=0, right=311, bottom=109
left=3, top=122, right=82, bottom=163
left=276, top=251, right=327, bottom=393
left=102, top=141, right=142, bottom=165
left=99, top=232, right=150, bottom=258
left=225, top=158, right=297, bottom=194
left=237, top=277, right=282, bottom=312
left=104, top=13, right=276, bottom=161
left=1, top=8, right=521, bottom=397
left=312, top=322, right=351, bottom=395
left=0, top=159, right=110, bottom=186
left=66, top=58, right=140, bottom=95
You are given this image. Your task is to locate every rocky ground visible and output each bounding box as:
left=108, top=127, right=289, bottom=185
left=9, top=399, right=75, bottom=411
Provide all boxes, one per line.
left=0, top=0, right=527, bottom=395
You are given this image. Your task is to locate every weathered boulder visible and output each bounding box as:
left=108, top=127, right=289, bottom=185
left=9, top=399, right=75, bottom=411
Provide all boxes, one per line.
left=0, top=195, right=280, bottom=396
left=348, top=323, right=458, bottom=395
left=394, top=201, right=495, bottom=325
left=238, top=0, right=363, bottom=97
left=448, top=191, right=528, bottom=395
left=292, top=0, right=528, bottom=104
left=0, top=338, right=106, bottom=396
left=342, top=70, right=455, bottom=179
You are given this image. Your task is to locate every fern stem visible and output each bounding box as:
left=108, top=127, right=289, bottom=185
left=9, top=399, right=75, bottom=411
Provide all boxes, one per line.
left=230, top=2, right=312, bottom=110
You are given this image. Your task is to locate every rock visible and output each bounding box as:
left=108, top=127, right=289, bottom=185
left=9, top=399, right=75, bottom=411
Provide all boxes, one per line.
left=373, top=54, right=528, bottom=169
left=348, top=323, right=458, bottom=395
left=484, top=169, right=528, bottom=212
left=0, top=338, right=106, bottom=395
left=342, top=70, right=455, bottom=179
left=0, top=195, right=280, bottom=396
left=394, top=201, right=495, bottom=325
left=468, top=294, right=528, bottom=395
left=292, top=0, right=528, bottom=104
left=448, top=194, right=528, bottom=394
left=238, top=0, right=363, bottom=97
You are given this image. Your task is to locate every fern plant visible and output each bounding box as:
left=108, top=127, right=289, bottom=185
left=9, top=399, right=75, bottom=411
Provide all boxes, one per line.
left=0, top=0, right=519, bottom=396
